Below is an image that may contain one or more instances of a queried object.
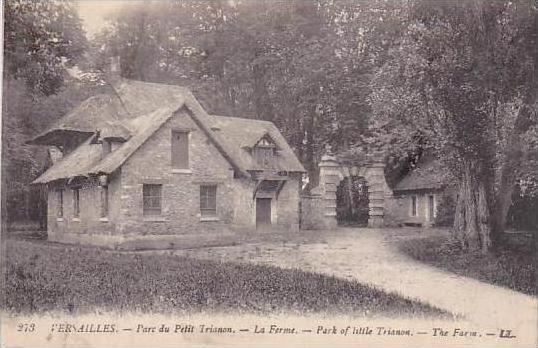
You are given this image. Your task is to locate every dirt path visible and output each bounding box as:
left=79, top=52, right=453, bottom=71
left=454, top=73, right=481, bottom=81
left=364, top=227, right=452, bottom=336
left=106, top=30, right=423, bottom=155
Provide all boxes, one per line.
left=164, top=227, right=536, bottom=344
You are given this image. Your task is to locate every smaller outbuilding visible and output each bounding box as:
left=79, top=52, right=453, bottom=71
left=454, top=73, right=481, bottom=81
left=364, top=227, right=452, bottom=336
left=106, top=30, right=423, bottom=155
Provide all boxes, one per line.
left=387, top=160, right=447, bottom=227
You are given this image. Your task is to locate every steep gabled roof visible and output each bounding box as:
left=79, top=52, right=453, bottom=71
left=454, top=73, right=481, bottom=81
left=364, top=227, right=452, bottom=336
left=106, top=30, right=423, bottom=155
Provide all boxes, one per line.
left=393, top=160, right=445, bottom=192
left=32, top=78, right=305, bottom=184
left=210, top=116, right=305, bottom=172
left=28, top=79, right=192, bottom=146
left=29, top=94, right=130, bottom=145
left=90, top=107, right=178, bottom=175
left=33, top=136, right=103, bottom=184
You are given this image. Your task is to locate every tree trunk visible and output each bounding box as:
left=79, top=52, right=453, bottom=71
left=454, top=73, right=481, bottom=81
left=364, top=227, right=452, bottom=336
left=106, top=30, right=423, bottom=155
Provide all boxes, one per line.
left=305, top=112, right=319, bottom=188
left=38, top=186, right=47, bottom=230
left=452, top=161, right=493, bottom=253
left=476, top=180, right=492, bottom=251
left=491, top=97, right=534, bottom=237
left=492, top=145, right=522, bottom=242
left=252, top=61, right=275, bottom=122
left=453, top=192, right=466, bottom=248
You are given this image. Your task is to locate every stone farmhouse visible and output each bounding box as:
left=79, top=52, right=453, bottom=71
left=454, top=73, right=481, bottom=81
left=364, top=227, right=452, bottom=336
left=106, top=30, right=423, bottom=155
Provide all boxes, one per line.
left=30, top=75, right=305, bottom=249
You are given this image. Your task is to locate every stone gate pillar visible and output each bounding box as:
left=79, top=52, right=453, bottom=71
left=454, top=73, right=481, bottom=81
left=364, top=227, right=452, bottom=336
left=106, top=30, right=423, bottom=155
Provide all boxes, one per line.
left=317, top=153, right=342, bottom=229
left=365, top=151, right=391, bottom=228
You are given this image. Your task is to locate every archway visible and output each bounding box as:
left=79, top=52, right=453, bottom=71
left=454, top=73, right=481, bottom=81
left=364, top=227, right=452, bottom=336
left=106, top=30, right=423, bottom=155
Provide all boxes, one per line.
left=310, top=151, right=392, bottom=229
left=336, top=176, right=369, bottom=226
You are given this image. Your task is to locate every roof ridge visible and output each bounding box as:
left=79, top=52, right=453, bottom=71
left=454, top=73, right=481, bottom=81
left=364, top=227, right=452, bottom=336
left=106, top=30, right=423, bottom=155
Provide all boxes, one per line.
left=90, top=106, right=178, bottom=175
left=210, top=114, right=275, bottom=124
left=118, top=78, right=191, bottom=91
left=109, top=81, right=134, bottom=119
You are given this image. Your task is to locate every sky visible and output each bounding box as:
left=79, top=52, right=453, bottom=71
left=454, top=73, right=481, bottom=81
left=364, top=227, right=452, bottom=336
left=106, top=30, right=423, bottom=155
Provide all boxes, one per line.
left=75, top=0, right=139, bottom=37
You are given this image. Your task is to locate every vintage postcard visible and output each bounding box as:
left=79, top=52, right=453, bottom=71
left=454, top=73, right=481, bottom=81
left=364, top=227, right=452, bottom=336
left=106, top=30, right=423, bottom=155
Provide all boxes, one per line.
left=1, top=0, right=537, bottom=347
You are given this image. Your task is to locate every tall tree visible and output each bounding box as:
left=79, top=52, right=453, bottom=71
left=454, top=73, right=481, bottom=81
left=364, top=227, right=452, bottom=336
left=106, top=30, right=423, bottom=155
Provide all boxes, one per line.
left=4, top=0, right=87, bottom=95
left=2, top=0, right=89, bottom=224
left=89, top=0, right=402, bottom=186
left=370, top=0, right=537, bottom=252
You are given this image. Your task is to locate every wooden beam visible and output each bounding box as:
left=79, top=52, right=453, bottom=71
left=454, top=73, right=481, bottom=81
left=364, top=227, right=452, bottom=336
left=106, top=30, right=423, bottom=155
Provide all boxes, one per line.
left=252, top=180, right=263, bottom=200
left=275, top=180, right=286, bottom=199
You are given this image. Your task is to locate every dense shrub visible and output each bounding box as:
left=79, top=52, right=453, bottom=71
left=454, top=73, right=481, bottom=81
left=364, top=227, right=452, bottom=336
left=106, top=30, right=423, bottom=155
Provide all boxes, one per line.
left=1, top=239, right=449, bottom=317
left=398, top=235, right=536, bottom=295
left=434, top=189, right=538, bottom=231
left=507, top=186, right=538, bottom=231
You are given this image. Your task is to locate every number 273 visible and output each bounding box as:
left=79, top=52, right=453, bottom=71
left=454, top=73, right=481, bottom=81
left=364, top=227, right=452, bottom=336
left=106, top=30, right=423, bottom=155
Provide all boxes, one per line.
left=17, top=323, right=35, bottom=332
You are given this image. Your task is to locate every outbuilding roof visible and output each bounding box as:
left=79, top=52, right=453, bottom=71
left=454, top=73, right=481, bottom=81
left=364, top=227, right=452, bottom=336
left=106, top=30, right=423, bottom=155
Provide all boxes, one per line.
left=392, top=160, right=445, bottom=192
left=32, top=78, right=305, bottom=184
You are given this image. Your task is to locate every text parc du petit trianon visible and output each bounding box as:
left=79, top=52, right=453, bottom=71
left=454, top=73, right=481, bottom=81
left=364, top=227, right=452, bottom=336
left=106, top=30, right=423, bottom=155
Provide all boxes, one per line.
left=46, top=323, right=513, bottom=339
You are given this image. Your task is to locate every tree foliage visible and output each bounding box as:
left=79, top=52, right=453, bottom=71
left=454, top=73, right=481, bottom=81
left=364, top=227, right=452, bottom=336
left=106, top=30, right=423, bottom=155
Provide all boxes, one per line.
left=369, top=0, right=537, bottom=251
left=4, top=0, right=87, bottom=95
left=88, top=0, right=407, bottom=185
left=2, top=0, right=89, bottom=224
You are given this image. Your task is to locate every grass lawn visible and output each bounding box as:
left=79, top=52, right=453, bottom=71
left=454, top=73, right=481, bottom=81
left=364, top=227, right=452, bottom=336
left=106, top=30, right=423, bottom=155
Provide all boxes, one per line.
left=397, top=232, right=536, bottom=296
left=1, top=237, right=450, bottom=318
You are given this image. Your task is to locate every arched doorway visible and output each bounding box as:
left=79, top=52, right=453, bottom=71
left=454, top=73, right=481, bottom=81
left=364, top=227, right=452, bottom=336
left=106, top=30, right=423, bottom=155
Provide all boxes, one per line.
left=336, top=176, right=369, bottom=226
left=310, top=151, right=391, bottom=229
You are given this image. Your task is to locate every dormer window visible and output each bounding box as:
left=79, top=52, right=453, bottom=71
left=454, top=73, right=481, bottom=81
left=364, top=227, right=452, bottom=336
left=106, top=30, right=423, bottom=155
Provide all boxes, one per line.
left=258, top=138, right=273, bottom=147
left=101, top=139, right=123, bottom=157
left=97, top=123, right=131, bottom=157
left=253, top=136, right=276, bottom=167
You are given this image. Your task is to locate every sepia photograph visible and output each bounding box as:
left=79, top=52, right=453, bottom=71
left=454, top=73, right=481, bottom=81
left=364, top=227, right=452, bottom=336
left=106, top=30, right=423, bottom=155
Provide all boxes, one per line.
left=1, top=0, right=537, bottom=347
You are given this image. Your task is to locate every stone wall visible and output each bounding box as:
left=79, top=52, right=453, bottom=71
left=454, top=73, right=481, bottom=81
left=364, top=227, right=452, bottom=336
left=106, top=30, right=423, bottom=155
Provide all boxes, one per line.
left=230, top=179, right=256, bottom=230
left=385, top=191, right=444, bottom=227
left=383, top=195, right=408, bottom=227
left=300, top=192, right=326, bottom=230
left=116, top=108, right=238, bottom=236
left=276, top=174, right=302, bottom=231
left=47, top=171, right=122, bottom=236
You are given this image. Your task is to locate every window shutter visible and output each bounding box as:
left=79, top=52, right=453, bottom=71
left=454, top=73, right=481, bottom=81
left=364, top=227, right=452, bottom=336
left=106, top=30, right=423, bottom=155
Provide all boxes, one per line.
left=100, top=186, right=109, bottom=218
left=171, top=131, right=189, bottom=169
left=73, top=189, right=80, bottom=218
left=57, top=189, right=63, bottom=218
left=411, top=196, right=417, bottom=217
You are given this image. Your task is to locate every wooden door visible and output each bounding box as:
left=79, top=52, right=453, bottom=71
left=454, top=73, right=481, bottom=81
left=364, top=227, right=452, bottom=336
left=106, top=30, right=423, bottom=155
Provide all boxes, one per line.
left=256, top=198, right=272, bottom=227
